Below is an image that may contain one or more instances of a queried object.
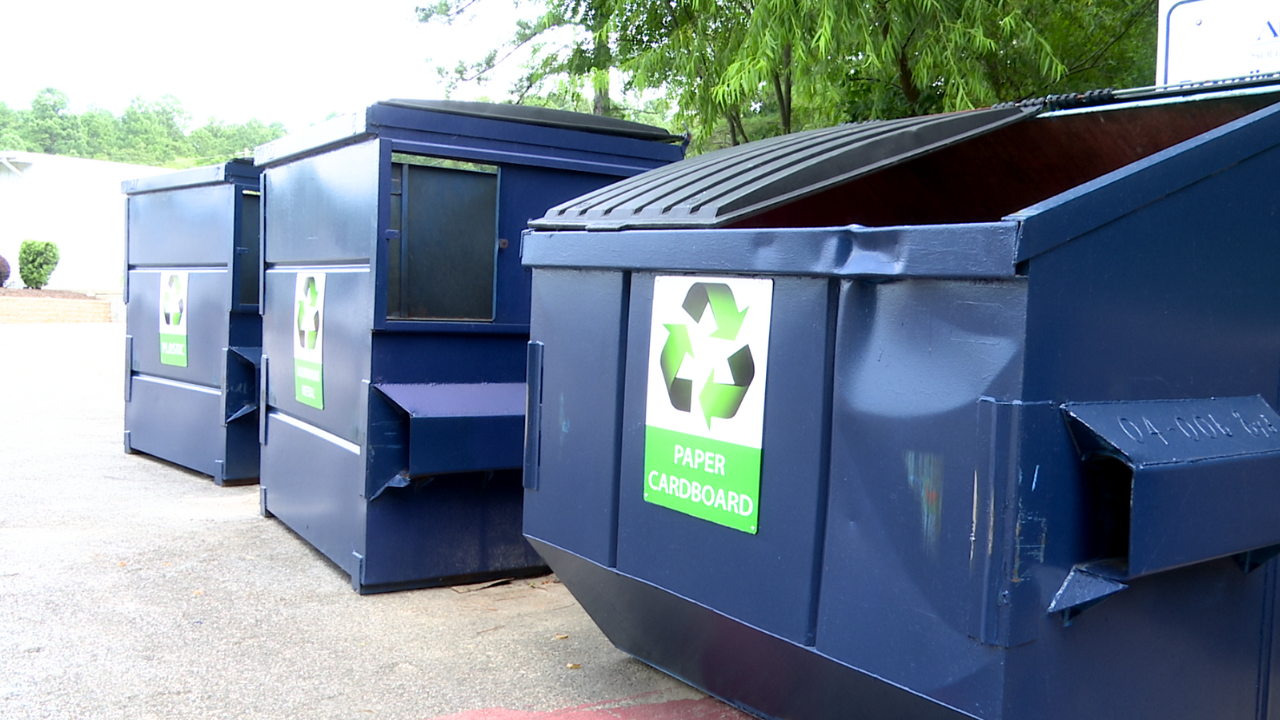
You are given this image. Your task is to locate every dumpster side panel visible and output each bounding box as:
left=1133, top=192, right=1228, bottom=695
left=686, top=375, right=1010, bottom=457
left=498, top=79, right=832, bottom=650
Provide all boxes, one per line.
left=124, top=376, right=224, bottom=477
left=816, top=278, right=1028, bottom=719
left=255, top=135, right=382, bottom=584
left=361, top=469, right=544, bottom=592
left=259, top=411, right=367, bottom=581
left=1022, top=143, right=1280, bottom=406
left=534, top=540, right=979, bottom=720
left=523, top=268, right=630, bottom=567
left=370, top=333, right=527, bottom=385
left=262, top=140, right=380, bottom=265
left=997, top=412, right=1276, bottom=720
left=126, top=184, right=235, bottom=268
left=1012, top=138, right=1280, bottom=720
left=496, top=167, right=620, bottom=325
left=614, top=274, right=836, bottom=645
left=262, top=268, right=373, bottom=445
left=126, top=269, right=232, bottom=388
left=1005, top=557, right=1270, bottom=720
left=260, top=264, right=372, bottom=581
left=1263, top=568, right=1280, bottom=720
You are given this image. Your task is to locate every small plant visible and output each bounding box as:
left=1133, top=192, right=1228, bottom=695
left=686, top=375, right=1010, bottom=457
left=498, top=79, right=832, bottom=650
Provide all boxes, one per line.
left=0, top=254, right=9, bottom=287
left=18, top=240, right=59, bottom=290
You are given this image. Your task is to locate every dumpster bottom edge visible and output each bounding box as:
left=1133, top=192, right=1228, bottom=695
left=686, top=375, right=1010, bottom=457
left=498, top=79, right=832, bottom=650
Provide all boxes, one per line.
left=354, top=564, right=551, bottom=595
left=527, top=538, right=980, bottom=720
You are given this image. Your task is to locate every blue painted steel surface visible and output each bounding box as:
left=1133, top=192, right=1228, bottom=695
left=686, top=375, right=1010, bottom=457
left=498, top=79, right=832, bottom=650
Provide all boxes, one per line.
left=615, top=274, right=835, bottom=645
left=373, top=382, right=525, bottom=477
left=523, top=270, right=630, bottom=566
left=255, top=101, right=682, bottom=593
left=520, top=223, right=1022, bottom=280
left=533, top=540, right=978, bottom=720
left=1064, top=397, right=1280, bottom=578
left=522, top=91, right=1280, bottom=719
left=123, top=161, right=262, bottom=486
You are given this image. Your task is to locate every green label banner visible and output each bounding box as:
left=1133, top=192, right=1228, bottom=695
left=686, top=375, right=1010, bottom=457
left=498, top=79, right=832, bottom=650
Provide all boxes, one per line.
left=644, top=426, right=762, bottom=533
left=293, top=273, right=326, bottom=409
left=644, top=275, right=773, bottom=534
left=158, top=271, right=188, bottom=367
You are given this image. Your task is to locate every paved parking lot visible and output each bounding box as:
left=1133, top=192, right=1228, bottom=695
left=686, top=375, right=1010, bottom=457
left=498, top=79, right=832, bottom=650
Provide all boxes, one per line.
left=0, top=322, right=747, bottom=720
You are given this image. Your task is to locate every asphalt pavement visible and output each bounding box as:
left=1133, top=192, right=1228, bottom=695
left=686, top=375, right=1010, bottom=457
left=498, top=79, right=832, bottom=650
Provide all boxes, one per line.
left=0, top=322, right=750, bottom=720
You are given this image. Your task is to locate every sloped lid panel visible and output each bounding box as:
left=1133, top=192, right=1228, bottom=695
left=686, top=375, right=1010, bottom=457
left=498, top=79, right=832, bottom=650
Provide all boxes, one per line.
left=123, top=159, right=261, bottom=195
left=529, top=106, right=1037, bottom=230
left=379, top=99, right=682, bottom=143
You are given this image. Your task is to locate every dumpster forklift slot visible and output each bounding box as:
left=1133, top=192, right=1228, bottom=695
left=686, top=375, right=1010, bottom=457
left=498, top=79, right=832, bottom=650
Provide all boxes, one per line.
left=1052, top=396, right=1280, bottom=619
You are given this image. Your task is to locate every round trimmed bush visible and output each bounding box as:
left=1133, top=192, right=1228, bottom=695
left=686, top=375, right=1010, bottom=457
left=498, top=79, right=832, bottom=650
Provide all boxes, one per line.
left=18, top=240, right=59, bottom=289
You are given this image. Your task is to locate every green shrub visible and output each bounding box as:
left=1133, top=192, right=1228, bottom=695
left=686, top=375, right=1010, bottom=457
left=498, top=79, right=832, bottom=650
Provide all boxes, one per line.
left=0, top=254, right=9, bottom=287
left=18, top=240, right=59, bottom=289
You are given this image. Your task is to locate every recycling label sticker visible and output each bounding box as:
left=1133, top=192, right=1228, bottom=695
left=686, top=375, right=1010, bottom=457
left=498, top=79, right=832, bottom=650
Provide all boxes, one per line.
left=294, top=273, right=326, bottom=409
left=644, top=275, right=773, bottom=534
left=158, top=271, right=189, bottom=367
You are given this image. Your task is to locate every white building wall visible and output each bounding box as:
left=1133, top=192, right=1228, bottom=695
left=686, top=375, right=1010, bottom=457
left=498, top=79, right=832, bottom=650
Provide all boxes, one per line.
left=0, top=153, right=168, bottom=296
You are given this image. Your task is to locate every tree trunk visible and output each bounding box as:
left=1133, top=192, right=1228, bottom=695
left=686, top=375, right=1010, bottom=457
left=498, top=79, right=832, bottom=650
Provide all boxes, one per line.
left=771, top=43, right=794, bottom=134
left=897, top=45, right=921, bottom=108
left=593, top=69, right=610, bottom=116
left=727, top=110, right=748, bottom=145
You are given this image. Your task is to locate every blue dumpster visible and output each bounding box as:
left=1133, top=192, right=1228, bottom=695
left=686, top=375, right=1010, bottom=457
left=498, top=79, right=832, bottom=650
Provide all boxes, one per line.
left=254, top=100, right=683, bottom=593
left=123, top=160, right=262, bottom=486
left=521, top=79, right=1280, bottom=719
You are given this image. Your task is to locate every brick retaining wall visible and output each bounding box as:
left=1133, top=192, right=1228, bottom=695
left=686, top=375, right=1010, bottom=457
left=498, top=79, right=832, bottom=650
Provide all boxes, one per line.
left=0, top=297, right=114, bottom=323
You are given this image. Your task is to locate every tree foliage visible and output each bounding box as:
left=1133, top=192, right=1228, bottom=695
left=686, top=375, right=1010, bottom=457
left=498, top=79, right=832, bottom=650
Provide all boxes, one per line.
left=421, top=0, right=1157, bottom=152
left=0, top=88, right=288, bottom=168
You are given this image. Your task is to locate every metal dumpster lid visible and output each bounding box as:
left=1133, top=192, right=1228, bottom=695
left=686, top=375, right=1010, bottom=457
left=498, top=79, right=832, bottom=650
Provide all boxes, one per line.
left=528, top=105, right=1037, bottom=231
left=378, top=99, right=684, bottom=143
left=122, top=158, right=260, bottom=195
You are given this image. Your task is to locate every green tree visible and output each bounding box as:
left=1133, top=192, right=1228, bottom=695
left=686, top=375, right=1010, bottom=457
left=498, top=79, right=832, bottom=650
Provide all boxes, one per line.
left=25, top=88, right=88, bottom=156
left=116, top=95, right=192, bottom=165
left=79, top=108, right=122, bottom=160
left=1015, top=0, right=1156, bottom=95
left=422, top=0, right=1158, bottom=151
left=0, top=132, right=26, bottom=151
left=186, top=117, right=286, bottom=165
left=421, top=0, right=682, bottom=127
left=0, top=89, right=290, bottom=167
left=0, top=102, right=27, bottom=151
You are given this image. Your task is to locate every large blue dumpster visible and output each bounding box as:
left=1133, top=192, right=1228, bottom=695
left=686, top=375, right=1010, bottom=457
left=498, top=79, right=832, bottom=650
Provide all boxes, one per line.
left=521, top=79, right=1280, bottom=720
left=254, top=100, right=683, bottom=593
left=123, top=160, right=262, bottom=486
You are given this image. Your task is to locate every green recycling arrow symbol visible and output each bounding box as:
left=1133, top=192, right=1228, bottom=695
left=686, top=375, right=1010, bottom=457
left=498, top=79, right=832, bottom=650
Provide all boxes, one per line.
left=162, top=274, right=184, bottom=327
left=659, top=282, right=755, bottom=427
left=660, top=323, right=694, bottom=412
left=683, top=283, right=748, bottom=339
left=698, top=345, right=755, bottom=426
left=296, top=276, right=320, bottom=350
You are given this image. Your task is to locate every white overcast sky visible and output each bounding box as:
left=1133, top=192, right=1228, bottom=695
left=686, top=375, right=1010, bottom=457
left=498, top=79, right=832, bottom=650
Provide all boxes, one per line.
left=0, top=0, right=544, bottom=132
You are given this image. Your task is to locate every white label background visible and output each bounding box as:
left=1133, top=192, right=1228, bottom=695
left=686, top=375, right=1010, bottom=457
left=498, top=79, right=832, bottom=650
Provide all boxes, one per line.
left=644, top=275, right=774, bottom=449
